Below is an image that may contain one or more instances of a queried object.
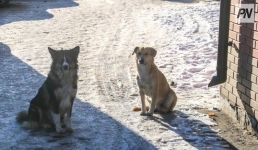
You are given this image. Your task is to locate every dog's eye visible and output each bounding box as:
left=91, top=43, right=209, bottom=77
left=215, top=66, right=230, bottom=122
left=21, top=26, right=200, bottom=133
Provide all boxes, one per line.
left=145, top=53, right=148, bottom=56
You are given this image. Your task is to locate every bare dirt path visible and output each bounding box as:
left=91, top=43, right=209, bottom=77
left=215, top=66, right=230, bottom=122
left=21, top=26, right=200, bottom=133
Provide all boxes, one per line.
left=1, top=0, right=258, bottom=149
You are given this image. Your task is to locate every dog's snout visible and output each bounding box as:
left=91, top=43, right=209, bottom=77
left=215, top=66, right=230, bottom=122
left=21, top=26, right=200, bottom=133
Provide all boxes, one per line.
left=62, top=63, right=69, bottom=70
left=139, top=58, right=144, bottom=64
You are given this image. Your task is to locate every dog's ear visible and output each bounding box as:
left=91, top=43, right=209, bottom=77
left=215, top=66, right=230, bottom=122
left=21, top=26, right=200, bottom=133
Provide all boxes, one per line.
left=149, top=47, right=157, bottom=57
left=71, top=46, right=80, bottom=58
left=48, top=47, right=57, bottom=58
left=132, top=47, right=139, bottom=55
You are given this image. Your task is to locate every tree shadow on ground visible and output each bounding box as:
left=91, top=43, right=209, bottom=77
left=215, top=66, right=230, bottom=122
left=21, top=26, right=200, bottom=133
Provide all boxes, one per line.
left=0, top=42, right=237, bottom=149
left=0, top=42, right=157, bottom=150
left=150, top=110, right=237, bottom=149
left=0, top=0, right=78, bottom=26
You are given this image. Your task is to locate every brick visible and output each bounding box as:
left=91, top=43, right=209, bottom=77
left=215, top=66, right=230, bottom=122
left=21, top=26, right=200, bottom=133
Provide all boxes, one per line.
left=255, top=13, right=258, bottom=22
left=254, top=110, right=258, bottom=121
left=255, top=23, right=258, bottom=30
left=230, top=22, right=234, bottom=30
left=229, top=92, right=237, bottom=103
left=230, top=14, right=237, bottom=23
left=243, top=61, right=253, bottom=72
left=233, top=24, right=241, bottom=32
left=245, top=88, right=256, bottom=100
left=234, top=72, right=243, bottom=82
left=231, top=5, right=235, bottom=14
left=248, top=55, right=258, bottom=66
left=246, top=72, right=257, bottom=83
left=256, top=93, right=258, bottom=101
left=245, top=37, right=255, bottom=47
left=230, top=62, right=238, bottom=72
left=229, top=30, right=237, bottom=40
left=237, top=82, right=246, bottom=93
left=242, top=78, right=252, bottom=89
left=245, top=104, right=254, bottom=116
left=256, top=41, right=258, bottom=49
left=237, top=97, right=245, bottom=108
left=251, top=83, right=258, bottom=93
left=231, top=0, right=239, bottom=5
left=242, top=93, right=251, bottom=104
left=225, top=83, right=233, bottom=92
left=251, top=90, right=256, bottom=100
left=239, top=51, right=249, bottom=61
left=227, top=69, right=234, bottom=78
left=220, top=86, right=229, bottom=97
left=252, top=66, right=258, bottom=76
left=238, top=67, right=247, bottom=77
left=231, top=47, right=239, bottom=57
left=234, top=57, right=243, bottom=66
left=241, top=27, right=252, bottom=37
left=252, top=49, right=258, bottom=59
left=229, top=77, right=238, bottom=87
left=245, top=88, right=252, bottom=98
left=239, top=35, right=246, bottom=43
left=251, top=99, right=258, bottom=110
left=228, top=53, right=235, bottom=63
left=233, top=41, right=240, bottom=50
left=246, top=22, right=255, bottom=30
left=240, top=43, right=250, bottom=54
left=254, top=31, right=258, bottom=40
left=233, top=87, right=241, bottom=98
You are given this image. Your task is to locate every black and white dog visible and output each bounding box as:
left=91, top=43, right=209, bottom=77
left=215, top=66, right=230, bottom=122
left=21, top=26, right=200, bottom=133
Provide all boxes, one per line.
left=16, top=46, right=80, bottom=133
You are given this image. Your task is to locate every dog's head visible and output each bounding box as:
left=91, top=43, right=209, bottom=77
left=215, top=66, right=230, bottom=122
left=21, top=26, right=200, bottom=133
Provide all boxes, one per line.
left=48, top=46, right=80, bottom=71
left=132, top=47, right=157, bottom=65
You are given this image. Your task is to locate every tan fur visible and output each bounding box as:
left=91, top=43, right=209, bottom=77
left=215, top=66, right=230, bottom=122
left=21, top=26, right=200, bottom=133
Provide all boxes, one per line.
left=132, top=47, right=177, bottom=116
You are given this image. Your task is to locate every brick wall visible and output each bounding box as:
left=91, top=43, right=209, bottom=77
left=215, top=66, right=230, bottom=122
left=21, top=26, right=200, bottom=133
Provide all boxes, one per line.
left=220, top=0, right=258, bottom=132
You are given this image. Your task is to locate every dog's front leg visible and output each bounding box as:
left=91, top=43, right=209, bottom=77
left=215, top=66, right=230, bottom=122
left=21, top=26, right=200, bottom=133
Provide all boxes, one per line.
left=52, top=112, right=65, bottom=133
left=65, top=106, right=73, bottom=132
left=147, top=82, right=159, bottom=116
left=139, top=90, right=147, bottom=115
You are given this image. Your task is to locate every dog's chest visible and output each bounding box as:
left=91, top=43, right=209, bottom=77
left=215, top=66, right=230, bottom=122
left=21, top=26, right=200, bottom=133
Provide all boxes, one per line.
left=54, top=72, right=77, bottom=113
left=137, top=68, right=152, bottom=96
left=137, top=66, right=151, bottom=86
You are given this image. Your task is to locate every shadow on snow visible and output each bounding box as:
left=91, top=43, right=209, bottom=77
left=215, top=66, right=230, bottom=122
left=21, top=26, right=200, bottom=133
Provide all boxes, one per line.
left=0, top=42, right=157, bottom=150
left=0, top=42, right=236, bottom=149
left=0, top=0, right=78, bottom=26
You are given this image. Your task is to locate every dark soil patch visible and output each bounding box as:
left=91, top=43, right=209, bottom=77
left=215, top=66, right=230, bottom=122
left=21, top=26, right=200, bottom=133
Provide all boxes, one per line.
left=198, top=109, right=258, bottom=150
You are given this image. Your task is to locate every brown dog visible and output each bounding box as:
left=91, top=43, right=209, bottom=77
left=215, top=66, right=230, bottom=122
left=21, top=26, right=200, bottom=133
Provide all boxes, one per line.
left=132, top=47, right=177, bottom=116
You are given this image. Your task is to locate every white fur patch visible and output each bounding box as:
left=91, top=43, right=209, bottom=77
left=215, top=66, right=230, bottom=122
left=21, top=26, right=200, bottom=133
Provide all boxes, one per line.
left=22, top=121, right=39, bottom=129
left=52, top=112, right=62, bottom=132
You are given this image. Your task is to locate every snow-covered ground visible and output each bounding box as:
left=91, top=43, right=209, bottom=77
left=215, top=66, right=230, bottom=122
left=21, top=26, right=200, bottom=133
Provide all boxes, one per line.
left=0, top=0, right=231, bottom=149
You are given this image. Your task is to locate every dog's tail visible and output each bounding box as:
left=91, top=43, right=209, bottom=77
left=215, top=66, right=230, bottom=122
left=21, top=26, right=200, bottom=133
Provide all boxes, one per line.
left=131, top=106, right=150, bottom=111
left=16, top=110, right=39, bottom=129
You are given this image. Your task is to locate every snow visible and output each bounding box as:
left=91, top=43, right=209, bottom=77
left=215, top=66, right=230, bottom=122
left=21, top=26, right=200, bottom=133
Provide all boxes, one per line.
left=0, top=0, right=230, bottom=149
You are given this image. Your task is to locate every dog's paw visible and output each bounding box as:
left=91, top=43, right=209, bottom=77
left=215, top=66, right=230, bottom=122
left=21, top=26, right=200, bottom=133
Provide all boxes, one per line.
left=66, top=128, right=74, bottom=133
left=56, top=128, right=66, bottom=134
left=140, top=112, right=146, bottom=116
left=146, top=111, right=153, bottom=116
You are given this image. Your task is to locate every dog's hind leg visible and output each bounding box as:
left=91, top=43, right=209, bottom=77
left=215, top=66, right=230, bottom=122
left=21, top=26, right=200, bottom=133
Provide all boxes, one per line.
left=159, top=91, right=177, bottom=113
